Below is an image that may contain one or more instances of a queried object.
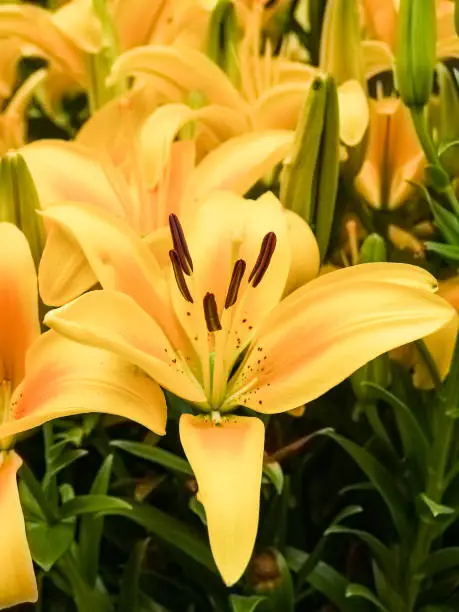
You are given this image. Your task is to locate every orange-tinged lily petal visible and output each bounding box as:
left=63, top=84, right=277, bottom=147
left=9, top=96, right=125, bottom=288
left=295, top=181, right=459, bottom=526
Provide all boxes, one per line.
left=186, top=131, right=294, bottom=203
left=361, top=0, right=397, bottom=47
left=0, top=332, right=167, bottom=439
left=140, top=103, right=248, bottom=188
left=0, top=4, right=86, bottom=83
left=0, top=452, right=37, bottom=609
left=108, top=45, right=247, bottom=111
left=362, top=40, right=394, bottom=79
left=44, top=291, right=205, bottom=403
left=337, top=79, right=369, bottom=146
left=112, top=0, right=166, bottom=50
left=0, top=224, right=39, bottom=389
left=180, top=414, right=264, bottom=586
left=229, top=264, right=455, bottom=413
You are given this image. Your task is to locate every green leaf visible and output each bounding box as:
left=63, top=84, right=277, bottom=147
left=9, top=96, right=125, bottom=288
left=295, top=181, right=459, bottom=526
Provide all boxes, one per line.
left=111, top=440, right=193, bottom=476
left=27, top=519, right=75, bottom=571
left=324, top=526, right=394, bottom=581
left=43, top=449, right=88, bottom=486
left=417, top=493, right=455, bottom=523
left=318, top=430, right=409, bottom=537
left=362, top=382, right=429, bottom=474
left=118, top=539, right=150, bottom=612
left=420, top=184, right=459, bottom=245
left=79, top=455, right=114, bottom=586
left=425, top=241, right=459, bottom=262
left=297, top=505, right=363, bottom=585
left=263, top=461, right=284, bottom=495
left=230, top=595, right=269, bottom=612
left=60, top=495, right=131, bottom=519
left=112, top=502, right=218, bottom=573
left=346, top=584, right=390, bottom=611
left=422, top=547, right=459, bottom=576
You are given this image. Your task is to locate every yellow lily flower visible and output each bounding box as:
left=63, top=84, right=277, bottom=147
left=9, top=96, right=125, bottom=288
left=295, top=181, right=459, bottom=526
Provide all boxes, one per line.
left=42, top=191, right=455, bottom=585
left=107, top=2, right=316, bottom=136
left=0, top=0, right=215, bottom=116
left=0, top=222, right=169, bottom=607
left=21, top=97, right=292, bottom=305
left=354, top=96, right=425, bottom=210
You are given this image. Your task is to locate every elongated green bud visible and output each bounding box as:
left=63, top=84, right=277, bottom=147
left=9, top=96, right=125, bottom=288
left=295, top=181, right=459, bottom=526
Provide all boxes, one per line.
left=351, top=234, right=391, bottom=403
left=207, top=0, right=239, bottom=86
left=395, top=0, right=436, bottom=108
left=0, top=151, right=44, bottom=267
left=437, top=64, right=459, bottom=177
left=280, top=74, right=339, bottom=259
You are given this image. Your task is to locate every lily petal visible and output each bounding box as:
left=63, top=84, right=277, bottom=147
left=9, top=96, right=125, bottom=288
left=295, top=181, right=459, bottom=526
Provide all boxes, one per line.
left=253, top=83, right=310, bottom=131
left=337, top=79, right=369, bottom=147
left=109, top=45, right=247, bottom=111
left=44, top=291, right=204, bottom=403
left=413, top=315, right=459, bottom=389
left=39, top=203, right=167, bottom=315
left=0, top=4, right=86, bottom=83
left=229, top=264, right=455, bottom=413
left=1, top=331, right=167, bottom=439
left=20, top=140, right=127, bottom=215
left=362, top=41, right=394, bottom=80
left=0, top=452, right=37, bottom=609
left=0, top=224, right=39, bottom=389
left=186, top=131, right=294, bottom=204
left=179, top=414, right=264, bottom=586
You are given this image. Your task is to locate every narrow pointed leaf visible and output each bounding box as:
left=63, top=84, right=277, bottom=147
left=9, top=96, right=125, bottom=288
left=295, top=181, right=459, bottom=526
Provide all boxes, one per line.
left=111, top=440, right=193, bottom=476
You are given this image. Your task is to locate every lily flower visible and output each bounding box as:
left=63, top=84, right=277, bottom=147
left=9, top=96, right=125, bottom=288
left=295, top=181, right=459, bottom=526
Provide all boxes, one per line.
left=354, top=96, right=425, bottom=210
left=41, top=191, right=456, bottom=585
left=0, top=222, right=167, bottom=607
left=20, top=94, right=292, bottom=305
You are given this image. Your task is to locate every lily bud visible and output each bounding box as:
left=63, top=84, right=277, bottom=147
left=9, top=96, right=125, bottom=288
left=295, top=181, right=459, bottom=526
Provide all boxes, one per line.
left=247, top=548, right=294, bottom=611
left=319, top=0, right=369, bottom=171
left=0, top=151, right=44, bottom=267
left=351, top=234, right=391, bottom=402
left=437, top=64, right=459, bottom=177
left=395, top=0, right=436, bottom=108
left=280, top=74, right=339, bottom=260
left=207, top=0, right=240, bottom=85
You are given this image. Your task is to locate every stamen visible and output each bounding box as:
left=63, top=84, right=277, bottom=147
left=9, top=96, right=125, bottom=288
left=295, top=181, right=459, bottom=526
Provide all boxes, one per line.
left=248, top=232, right=277, bottom=288
left=203, top=292, right=222, bottom=332
left=169, top=213, right=193, bottom=275
left=225, top=259, right=246, bottom=309
left=169, top=250, right=194, bottom=303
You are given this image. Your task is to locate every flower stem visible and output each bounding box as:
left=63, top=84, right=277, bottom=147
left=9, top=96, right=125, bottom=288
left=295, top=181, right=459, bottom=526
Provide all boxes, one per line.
left=410, top=106, right=459, bottom=217
left=405, top=336, right=459, bottom=609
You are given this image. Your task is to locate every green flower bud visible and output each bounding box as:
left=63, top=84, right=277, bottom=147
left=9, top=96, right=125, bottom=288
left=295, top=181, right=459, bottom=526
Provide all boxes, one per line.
left=0, top=151, right=44, bottom=267
left=437, top=64, right=459, bottom=177
left=280, top=74, right=339, bottom=260
left=207, top=0, right=239, bottom=86
left=395, top=0, right=436, bottom=108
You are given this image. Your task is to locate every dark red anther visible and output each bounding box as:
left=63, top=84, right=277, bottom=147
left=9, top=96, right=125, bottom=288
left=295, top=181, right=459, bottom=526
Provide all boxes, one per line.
left=248, top=232, right=277, bottom=288
left=225, top=259, right=246, bottom=309
left=203, top=292, right=222, bottom=332
left=169, top=213, right=193, bottom=275
left=169, top=250, right=193, bottom=303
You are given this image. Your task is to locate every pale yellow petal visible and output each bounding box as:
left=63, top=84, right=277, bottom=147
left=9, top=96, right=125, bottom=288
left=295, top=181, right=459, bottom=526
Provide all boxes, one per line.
left=180, top=414, right=264, bottom=586
left=109, top=45, right=247, bottom=111
left=1, top=332, right=166, bottom=439
left=283, top=210, right=320, bottom=295
left=0, top=452, right=37, bottom=609
left=229, top=264, right=455, bottom=413
left=0, top=224, right=39, bottom=389
left=362, top=40, right=394, bottom=80
left=253, top=83, right=310, bottom=131
left=20, top=140, right=127, bottom=215
left=337, top=79, right=369, bottom=147
left=186, top=131, right=294, bottom=203
left=0, top=5, right=86, bottom=83
left=52, top=0, right=103, bottom=53
left=44, top=291, right=205, bottom=403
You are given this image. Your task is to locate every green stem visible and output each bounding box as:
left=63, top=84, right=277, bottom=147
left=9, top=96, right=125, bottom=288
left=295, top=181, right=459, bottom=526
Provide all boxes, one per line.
left=19, top=461, right=60, bottom=524
left=410, top=106, right=459, bottom=217
left=405, top=337, right=459, bottom=609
